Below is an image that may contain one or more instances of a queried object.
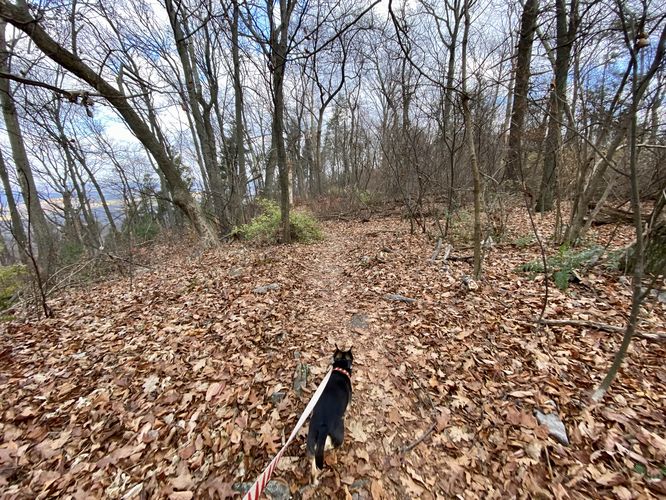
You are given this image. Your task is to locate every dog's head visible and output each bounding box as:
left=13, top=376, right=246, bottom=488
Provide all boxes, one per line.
left=333, top=346, right=353, bottom=373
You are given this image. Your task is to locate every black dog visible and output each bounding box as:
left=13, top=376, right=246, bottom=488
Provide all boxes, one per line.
left=306, top=347, right=353, bottom=481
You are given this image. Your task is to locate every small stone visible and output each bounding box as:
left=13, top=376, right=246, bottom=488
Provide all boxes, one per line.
left=535, top=410, right=569, bottom=446
left=461, top=275, right=479, bottom=291
left=270, top=391, right=286, bottom=404
left=658, top=291, right=666, bottom=304
left=253, top=283, right=280, bottom=294
left=351, top=478, right=370, bottom=490
left=229, top=267, right=243, bottom=277
left=233, top=481, right=289, bottom=499
left=350, top=314, right=369, bottom=329
left=384, top=294, right=416, bottom=303
left=264, top=479, right=290, bottom=500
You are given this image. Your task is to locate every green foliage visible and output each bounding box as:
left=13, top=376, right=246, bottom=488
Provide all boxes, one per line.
left=518, top=245, right=605, bottom=291
left=356, top=189, right=380, bottom=207
left=513, top=234, right=536, bottom=248
left=59, top=241, right=85, bottom=266
left=0, top=264, right=27, bottom=311
left=235, top=199, right=322, bottom=245
left=121, top=213, right=161, bottom=243
left=448, top=209, right=474, bottom=244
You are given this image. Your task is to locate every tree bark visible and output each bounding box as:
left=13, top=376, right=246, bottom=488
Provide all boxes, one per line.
left=536, top=0, right=577, bottom=213
left=267, top=0, right=295, bottom=243
left=0, top=146, right=27, bottom=260
left=0, top=20, right=54, bottom=274
left=165, top=0, right=226, bottom=233
left=232, top=0, right=247, bottom=224
left=506, top=0, right=538, bottom=182
left=461, top=0, right=482, bottom=279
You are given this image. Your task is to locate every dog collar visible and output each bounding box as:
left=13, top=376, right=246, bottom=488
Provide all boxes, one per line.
left=333, top=367, right=351, bottom=379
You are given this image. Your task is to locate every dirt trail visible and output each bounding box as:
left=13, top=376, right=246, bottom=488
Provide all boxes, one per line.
left=292, top=225, right=442, bottom=499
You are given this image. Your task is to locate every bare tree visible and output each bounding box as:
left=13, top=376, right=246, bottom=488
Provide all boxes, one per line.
left=0, top=1, right=218, bottom=244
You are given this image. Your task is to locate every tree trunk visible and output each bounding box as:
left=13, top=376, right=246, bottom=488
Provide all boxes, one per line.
left=461, top=0, right=482, bottom=279
left=0, top=20, right=54, bottom=275
left=165, top=0, right=226, bottom=233
left=269, top=0, right=294, bottom=243
left=0, top=147, right=27, bottom=260
left=506, top=0, right=538, bottom=182
left=536, top=0, right=576, bottom=212
left=232, top=0, right=247, bottom=223
left=0, top=3, right=217, bottom=244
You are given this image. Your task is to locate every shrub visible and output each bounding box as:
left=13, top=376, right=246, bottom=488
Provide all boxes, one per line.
left=513, top=234, right=536, bottom=248
left=0, top=264, right=27, bottom=311
left=235, top=199, right=322, bottom=244
left=518, top=245, right=605, bottom=291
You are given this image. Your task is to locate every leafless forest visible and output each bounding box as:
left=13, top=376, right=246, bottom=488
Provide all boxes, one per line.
left=0, top=0, right=665, bottom=498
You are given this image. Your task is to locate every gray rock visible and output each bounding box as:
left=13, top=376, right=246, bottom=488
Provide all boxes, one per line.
left=350, top=313, right=369, bottom=329
left=234, top=481, right=290, bottom=499
left=265, top=480, right=290, bottom=499
left=270, top=391, right=286, bottom=404
left=384, top=293, right=416, bottom=303
left=535, top=410, right=569, bottom=446
left=254, top=283, right=280, bottom=294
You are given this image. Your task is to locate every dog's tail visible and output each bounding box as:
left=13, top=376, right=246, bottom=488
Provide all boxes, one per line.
left=314, top=429, right=327, bottom=469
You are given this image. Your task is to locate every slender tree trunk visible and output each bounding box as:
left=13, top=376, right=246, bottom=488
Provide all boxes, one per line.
left=506, top=0, right=538, bottom=182
left=70, top=144, right=118, bottom=237
left=591, top=39, right=644, bottom=403
left=565, top=24, right=666, bottom=244
left=536, top=0, right=576, bottom=212
left=461, top=0, right=482, bottom=279
left=0, top=20, right=53, bottom=275
left=165, top=0, right=225, bottom=233
left=232, top=0, right=247, bottom=223
left=269, top=0, right=294, bottom=243
left=0, top=147, right=27, bottom=260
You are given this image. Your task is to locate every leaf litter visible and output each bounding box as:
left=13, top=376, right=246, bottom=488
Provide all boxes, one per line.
left=1, top=211, right=665, bottom=498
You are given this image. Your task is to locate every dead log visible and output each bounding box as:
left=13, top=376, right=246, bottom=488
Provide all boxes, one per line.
left=587, top=203, right=649, bottom=226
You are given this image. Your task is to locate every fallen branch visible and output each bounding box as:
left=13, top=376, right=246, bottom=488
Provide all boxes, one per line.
left=441, top=243, right=452, bottom=262
left=537, top=318, right=666, bottom=342
left=384, top=293, right=417, bottom=303
left=400, top=367, right=438, bottom=454
left=399, top=422, right=437, bottom=454
left=448, top=255, right=473, bottom=262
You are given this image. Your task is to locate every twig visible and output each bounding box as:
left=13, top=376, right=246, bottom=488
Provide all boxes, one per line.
left=536, top=318, right=666, bottom=341
left=399, top=422, right=437, bottom=454
left=441, top=243, right=452, bottom=262
left=399, top=367, right=439, bottom=454
left=544, top=445, right=554, bottom=480
left=429, top=238, right=442, bottom=263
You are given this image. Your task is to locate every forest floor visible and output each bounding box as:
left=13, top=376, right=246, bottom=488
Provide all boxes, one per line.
left=1, top=208, right=665, bottom=499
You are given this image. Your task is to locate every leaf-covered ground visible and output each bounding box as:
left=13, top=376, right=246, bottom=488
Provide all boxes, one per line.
left=1, top=211, right=665, bottom=499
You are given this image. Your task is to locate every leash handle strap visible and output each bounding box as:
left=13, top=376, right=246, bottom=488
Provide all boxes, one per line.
left=242, top=368, right=332, bottom=500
